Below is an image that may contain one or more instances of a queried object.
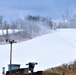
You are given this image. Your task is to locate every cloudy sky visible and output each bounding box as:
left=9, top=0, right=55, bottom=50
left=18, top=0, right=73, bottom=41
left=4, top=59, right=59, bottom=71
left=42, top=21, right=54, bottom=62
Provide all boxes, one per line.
left=0, top=0, right=76, bottom=21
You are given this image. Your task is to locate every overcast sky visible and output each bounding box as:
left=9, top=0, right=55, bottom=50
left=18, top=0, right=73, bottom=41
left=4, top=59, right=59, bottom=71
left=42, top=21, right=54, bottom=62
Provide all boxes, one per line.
left=0, top=0, right=76, bottom=21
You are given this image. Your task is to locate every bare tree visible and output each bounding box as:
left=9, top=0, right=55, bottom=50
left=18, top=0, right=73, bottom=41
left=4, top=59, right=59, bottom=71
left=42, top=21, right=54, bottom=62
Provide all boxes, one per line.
left=0, top=16, right=4, bottom=35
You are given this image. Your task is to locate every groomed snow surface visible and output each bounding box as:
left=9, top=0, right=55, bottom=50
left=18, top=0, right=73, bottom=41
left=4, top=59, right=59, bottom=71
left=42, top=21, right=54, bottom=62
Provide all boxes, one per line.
left=0, top=29, right=76, bottom=74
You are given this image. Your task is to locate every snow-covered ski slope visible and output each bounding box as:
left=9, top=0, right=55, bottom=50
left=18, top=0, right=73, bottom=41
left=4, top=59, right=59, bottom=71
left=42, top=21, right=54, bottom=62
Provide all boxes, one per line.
left=0, top=29, right=76, bottom=74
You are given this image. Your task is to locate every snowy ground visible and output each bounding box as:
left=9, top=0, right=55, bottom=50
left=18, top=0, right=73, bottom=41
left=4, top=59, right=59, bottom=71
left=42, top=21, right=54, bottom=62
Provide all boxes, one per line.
left=0, top=29, right=76, bottom=74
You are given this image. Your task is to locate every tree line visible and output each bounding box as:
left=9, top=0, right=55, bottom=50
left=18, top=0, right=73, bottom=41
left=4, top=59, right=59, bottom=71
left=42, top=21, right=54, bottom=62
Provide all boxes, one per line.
left=0, top=15, right=56, bottom=38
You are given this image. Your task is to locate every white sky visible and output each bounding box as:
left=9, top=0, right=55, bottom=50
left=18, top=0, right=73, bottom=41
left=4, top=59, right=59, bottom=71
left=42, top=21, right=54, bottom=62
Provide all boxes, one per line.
left=0, top=0, right=76, bottom=21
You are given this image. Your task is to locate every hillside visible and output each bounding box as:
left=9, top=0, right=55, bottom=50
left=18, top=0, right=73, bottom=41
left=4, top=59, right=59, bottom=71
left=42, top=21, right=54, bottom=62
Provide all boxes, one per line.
left=43, top=60, right=76, bottom=75
left=0, top=29, right=76, bottom=74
